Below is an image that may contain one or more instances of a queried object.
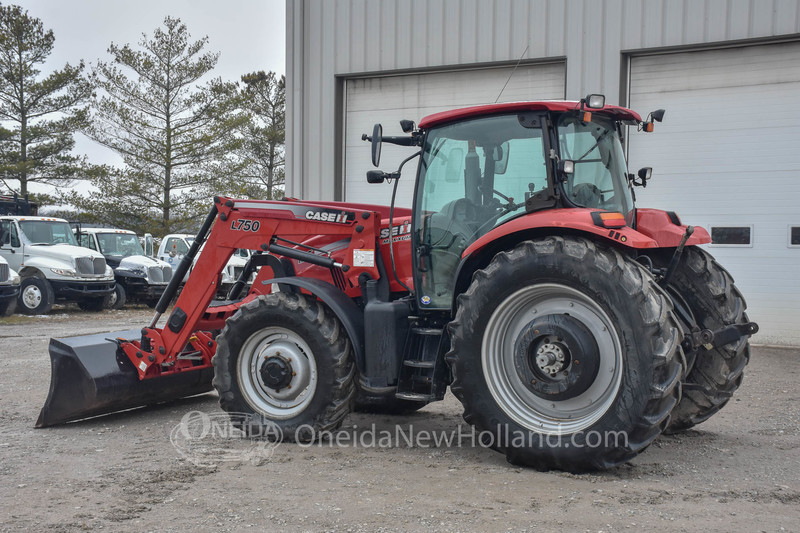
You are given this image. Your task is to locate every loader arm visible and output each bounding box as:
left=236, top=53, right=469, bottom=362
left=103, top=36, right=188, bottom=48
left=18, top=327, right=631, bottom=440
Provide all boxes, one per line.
left=36, top=196, right=382, bottom=427
left=121, top=196, right=382, bottom=380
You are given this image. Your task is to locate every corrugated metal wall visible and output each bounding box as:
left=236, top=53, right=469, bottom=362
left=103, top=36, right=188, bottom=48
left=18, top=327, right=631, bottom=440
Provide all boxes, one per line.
left=286, top=0, right=800, bottom=199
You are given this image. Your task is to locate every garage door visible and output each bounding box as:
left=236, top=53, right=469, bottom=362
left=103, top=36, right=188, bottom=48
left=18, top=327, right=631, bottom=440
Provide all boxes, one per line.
left=344, top=62, right=565, bottom=207
left=627, top=42, right=800, bottom=345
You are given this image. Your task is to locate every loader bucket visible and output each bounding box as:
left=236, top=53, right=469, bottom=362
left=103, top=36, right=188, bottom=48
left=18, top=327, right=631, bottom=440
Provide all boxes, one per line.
left=36, top=329, right=214, bottom=428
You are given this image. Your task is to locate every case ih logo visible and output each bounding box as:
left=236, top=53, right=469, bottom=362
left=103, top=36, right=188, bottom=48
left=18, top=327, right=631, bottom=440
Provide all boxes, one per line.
left=304, top=209, right=355, bottom=224
left=380, top=219, right=412, bottom=243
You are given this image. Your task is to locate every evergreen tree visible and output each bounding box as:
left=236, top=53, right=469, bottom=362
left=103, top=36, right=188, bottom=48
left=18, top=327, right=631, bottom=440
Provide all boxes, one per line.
left=229, top=71, right=285, bottom=200
left=82, top=16, right=242, bottom=234
left=0, top=4, right=91, bottom=196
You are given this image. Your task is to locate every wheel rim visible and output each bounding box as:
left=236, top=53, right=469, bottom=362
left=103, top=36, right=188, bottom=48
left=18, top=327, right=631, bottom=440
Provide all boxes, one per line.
left=108, top=289, right=118, bottom=307
left=481, top=283, right=623, bottom=434
left=22, top=284, right=42, bottom=309
left=236, top=327, right=317, bottom=419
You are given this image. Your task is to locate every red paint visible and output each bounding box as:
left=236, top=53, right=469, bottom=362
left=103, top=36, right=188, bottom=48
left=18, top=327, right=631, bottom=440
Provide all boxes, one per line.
left=463, top=208, right=658, bottom=259
left=418, top=101, right=642, bottom=129
left=635, top=208, right=711, bottom=247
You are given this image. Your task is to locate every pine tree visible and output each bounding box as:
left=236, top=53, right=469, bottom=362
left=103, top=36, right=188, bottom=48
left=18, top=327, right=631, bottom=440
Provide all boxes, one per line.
left=0, top=4, right=91, bottom=196
left=82, top=16, right=242, bottom=234
left=231, top=71, right=285, bottom=200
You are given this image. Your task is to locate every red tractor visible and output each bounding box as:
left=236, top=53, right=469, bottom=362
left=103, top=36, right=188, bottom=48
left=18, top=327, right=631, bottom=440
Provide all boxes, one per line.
left=38, top=95, right=757, bottom=471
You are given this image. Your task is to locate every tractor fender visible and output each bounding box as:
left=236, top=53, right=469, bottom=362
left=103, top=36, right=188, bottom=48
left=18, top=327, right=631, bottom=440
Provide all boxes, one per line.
left=262, top=276, right=366, bottom=373
left=450, top=207, right=701, bottom=316
left=463, top=208, right=658, bottom=260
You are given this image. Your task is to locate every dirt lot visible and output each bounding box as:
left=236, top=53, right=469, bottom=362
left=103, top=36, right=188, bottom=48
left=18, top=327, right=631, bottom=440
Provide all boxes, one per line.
left=0, top=306, right=798, bottom=532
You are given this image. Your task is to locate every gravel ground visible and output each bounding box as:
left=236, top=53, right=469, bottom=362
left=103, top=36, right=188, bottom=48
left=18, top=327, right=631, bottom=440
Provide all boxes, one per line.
left=0, top=306, right=798, bottom=532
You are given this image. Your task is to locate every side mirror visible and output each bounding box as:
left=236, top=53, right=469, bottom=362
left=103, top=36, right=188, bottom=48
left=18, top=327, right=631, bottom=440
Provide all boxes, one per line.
left=370, top=124, right=382, bottom=167
left=492, top=142, right=510, bottom=174
left=650, top=109, right=665, bottom=122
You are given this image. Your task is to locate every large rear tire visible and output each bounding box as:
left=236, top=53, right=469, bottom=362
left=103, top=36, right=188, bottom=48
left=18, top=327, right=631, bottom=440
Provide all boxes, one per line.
left=447, top=237, right=683, bottom=472
left=213, top=293, right=355, bottom=441
left=655, top=246, right=751, bottom=433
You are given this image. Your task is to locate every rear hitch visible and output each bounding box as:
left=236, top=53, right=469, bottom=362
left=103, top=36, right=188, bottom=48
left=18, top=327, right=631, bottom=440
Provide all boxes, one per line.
left=681, top=321, right=759, bottom=353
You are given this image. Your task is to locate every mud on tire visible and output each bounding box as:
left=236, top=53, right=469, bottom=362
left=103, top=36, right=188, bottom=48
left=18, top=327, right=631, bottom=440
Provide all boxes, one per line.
left=655, top=246, right=751, bottom=433
left=447, top=236, right=683, bottom=472
left=213, top=292, right=355, bottom=441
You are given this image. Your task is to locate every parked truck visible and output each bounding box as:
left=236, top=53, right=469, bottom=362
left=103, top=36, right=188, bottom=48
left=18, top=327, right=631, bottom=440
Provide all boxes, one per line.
left=75, top=227, right=173, bottom=309
left=0, top=215, right=115, bottom=314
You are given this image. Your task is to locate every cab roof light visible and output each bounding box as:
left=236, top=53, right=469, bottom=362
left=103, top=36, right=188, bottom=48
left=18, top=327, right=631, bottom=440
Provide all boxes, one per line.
left=591, top=211, right=627, bottom=229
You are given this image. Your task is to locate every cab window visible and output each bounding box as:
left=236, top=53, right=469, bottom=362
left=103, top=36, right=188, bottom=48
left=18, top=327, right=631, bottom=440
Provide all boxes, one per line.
left=166, top=237, right=189, bottom=255
left=79, top=233, right=97, bottom=250
left=0, top=220, right=20, bottom=247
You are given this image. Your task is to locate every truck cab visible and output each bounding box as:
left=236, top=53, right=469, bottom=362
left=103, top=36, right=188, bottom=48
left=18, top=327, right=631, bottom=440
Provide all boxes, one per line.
left=157, top=233, right=253, bottom=295
left=157, top=234, right=194, bottom=281
left=76, top=227, right=174, bottom=309
left=0, top=216, right=115, bottom=314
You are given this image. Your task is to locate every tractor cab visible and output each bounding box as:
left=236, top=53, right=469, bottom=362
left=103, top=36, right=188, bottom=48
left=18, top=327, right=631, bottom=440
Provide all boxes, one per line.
left=367, top=95, right=655, bottom=309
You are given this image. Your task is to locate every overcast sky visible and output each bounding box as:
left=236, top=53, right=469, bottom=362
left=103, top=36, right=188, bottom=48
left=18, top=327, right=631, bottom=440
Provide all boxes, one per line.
left=12, top=0, right=286, bottom=196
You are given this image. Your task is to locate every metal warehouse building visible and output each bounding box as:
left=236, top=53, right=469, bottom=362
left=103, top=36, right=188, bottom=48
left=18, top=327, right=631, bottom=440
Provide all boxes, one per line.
left=285, top=0, right=800, bottom=345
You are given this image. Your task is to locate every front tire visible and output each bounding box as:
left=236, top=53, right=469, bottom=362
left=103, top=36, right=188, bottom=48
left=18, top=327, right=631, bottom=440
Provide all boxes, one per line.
left=213, top=293, right=355, bottom=441
left=447, top=237, right=683, bottom=472
left=107, top=283, right=127, bottom=310
left=18, top=277, right=55, bottom=315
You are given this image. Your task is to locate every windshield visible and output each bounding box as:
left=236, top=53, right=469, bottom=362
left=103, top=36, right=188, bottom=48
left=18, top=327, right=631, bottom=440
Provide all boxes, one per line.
left=415, top=113, right=548, bottom=308
left=96, top=233, right=144, bottom=257
left=557, top=114, right=634, bottom=219
left=19, top=220, right=79, bottom=246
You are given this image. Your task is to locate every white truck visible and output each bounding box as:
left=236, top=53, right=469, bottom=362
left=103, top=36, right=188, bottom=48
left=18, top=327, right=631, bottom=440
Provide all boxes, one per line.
left=0, top=216, right=115, bottom=314
left=75, top=227, right=174, bottom=309
left=0, top=255, right=21, bottom=316
left=157, top=233, right=253, bottom=298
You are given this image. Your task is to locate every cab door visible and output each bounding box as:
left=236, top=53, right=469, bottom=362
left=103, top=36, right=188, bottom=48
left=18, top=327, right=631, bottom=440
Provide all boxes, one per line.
left=0, top=220, right=23, bottom=271
left=143, top=233, right=154, bottom=257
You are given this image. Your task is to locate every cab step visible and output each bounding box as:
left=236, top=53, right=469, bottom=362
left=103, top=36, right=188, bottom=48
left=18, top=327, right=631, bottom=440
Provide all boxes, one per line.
left=395, top=392, right=435, bottom=402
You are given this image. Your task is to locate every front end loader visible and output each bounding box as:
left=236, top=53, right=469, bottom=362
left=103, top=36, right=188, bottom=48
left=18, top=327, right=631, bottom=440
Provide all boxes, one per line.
left=37, top=95, right=758, bottom=472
